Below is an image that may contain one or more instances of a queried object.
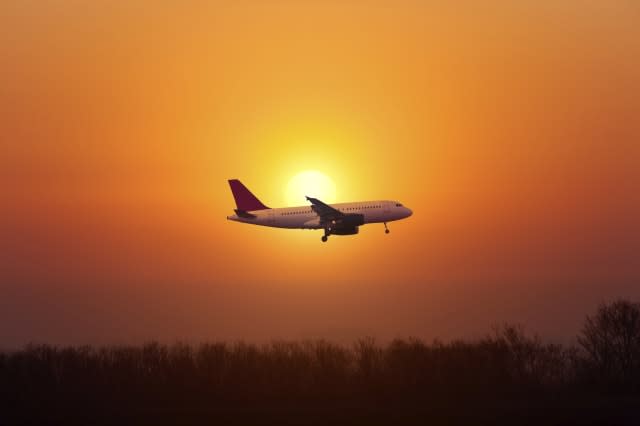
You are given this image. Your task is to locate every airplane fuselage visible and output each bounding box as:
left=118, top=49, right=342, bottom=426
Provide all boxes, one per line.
left=226, top=179, right=412, bottom=241
left=227, top=200, right=412, bottom=229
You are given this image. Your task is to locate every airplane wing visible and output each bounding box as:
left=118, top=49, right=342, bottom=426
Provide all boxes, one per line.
left=306, top=196, right=344, bottom=223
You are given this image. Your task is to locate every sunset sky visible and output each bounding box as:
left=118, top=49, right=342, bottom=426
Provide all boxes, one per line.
left=1, top=1, right=639, bottom=346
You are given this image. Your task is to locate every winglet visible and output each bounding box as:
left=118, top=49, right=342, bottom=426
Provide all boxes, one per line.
left=228, top=179, right=270, bottom=211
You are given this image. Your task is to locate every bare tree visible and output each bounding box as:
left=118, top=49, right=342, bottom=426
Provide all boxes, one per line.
left=578, top=299, right=640, bottom=389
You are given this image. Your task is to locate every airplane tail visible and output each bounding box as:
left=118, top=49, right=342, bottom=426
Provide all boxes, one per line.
left=228, top=179, right=270, bottom=211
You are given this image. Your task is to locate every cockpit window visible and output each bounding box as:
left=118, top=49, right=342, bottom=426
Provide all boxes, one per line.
left=395, top=203, right=403, bottom=207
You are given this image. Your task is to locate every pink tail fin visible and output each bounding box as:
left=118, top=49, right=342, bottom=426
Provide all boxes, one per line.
left=228, top=179, right=270, bottom=211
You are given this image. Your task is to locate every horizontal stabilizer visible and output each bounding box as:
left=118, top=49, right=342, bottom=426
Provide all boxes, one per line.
left=234, top=209, right=257, bottom=219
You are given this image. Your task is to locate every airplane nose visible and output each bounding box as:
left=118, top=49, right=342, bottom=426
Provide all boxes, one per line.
left=405, top=207, right=413, bottom=217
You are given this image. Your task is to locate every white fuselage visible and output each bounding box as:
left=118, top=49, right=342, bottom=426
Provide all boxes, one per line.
left=226, top=200, right=412, bottom=229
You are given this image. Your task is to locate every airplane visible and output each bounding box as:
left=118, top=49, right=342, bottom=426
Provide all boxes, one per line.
left=226, top=179, right=412, bottom=242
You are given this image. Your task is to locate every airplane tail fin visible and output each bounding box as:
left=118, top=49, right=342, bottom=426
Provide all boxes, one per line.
left=228, top=179, right=270, bottom=211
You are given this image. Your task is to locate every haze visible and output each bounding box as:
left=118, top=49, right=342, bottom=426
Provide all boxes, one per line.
left=1, top=1, right=639, bottom=347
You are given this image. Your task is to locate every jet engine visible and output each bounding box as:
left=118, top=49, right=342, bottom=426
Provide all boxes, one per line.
left=331, top=226, right=359, bottom=235
left=328, top=214, right=364, bottom=235
left=334, top=214, right=364, bottom=228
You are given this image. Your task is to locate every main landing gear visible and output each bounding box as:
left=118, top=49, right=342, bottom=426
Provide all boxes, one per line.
left=384, top=222, right=390, bottom=234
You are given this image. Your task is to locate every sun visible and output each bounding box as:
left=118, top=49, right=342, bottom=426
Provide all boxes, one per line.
left=286, top=170, right=337, bottom=206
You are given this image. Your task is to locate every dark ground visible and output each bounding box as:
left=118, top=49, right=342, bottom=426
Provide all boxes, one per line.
left=2, top=330, right=640, bottom=425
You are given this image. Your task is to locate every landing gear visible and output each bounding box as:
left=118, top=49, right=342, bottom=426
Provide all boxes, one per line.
left=384, top=222, right=390, bottom=234
left=321, top=235, right=328, bottom=242
left=322, top=228, right=330, bottom=242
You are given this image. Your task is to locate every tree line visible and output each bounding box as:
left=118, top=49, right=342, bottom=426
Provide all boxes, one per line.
left=1, top=299, right=640, bottom=425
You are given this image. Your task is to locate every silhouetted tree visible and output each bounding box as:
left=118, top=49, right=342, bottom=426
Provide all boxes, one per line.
left=578, top=299, right=640, bottom=391
left=487, top=324, right=573, bottom=389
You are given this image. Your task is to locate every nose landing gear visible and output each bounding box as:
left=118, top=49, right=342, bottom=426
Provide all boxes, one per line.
left=384, top=222, right=390, bottom=234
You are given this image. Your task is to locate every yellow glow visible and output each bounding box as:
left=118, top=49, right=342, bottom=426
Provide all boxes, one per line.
left=285, top=170, right=337, bottom=206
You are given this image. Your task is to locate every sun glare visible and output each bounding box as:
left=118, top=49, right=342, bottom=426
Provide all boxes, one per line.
left=286, top=170, right=337, bottom=206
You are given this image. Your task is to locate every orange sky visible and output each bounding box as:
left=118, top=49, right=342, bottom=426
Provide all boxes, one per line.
left=1, top=1, right=639, bottom=346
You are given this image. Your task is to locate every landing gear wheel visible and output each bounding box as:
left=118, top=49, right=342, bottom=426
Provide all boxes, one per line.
left=385, top=229, right=390, bottom=234
left=384, top=222, right=390, bottom=234
left=321, top=235, right=328, bottom=242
